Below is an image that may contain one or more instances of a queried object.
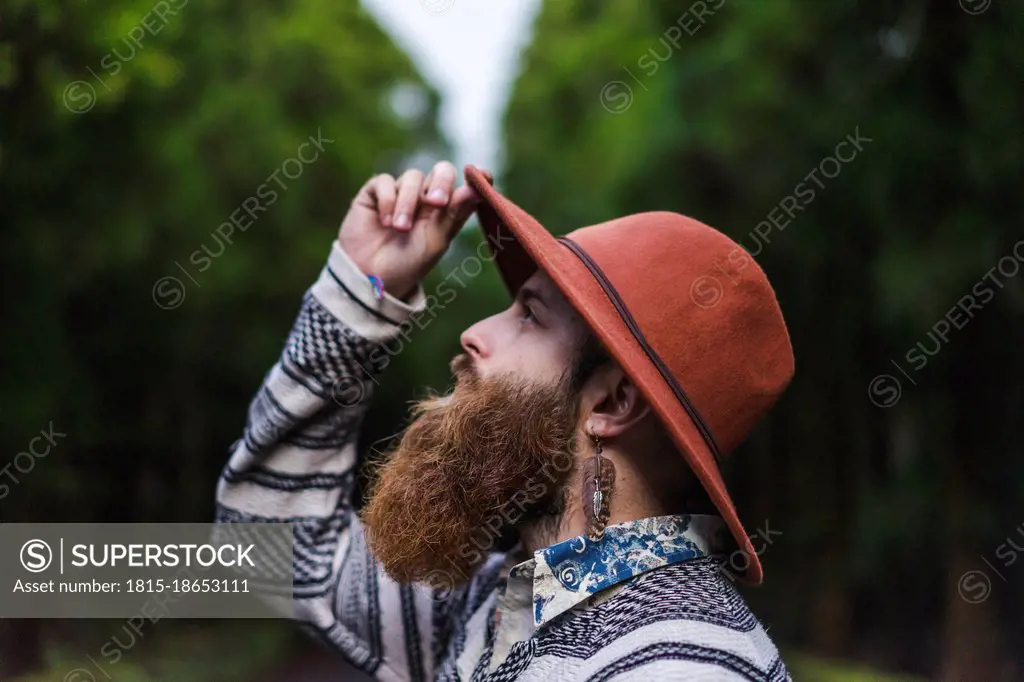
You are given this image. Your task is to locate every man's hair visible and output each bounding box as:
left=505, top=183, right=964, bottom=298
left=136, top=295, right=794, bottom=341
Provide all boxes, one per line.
left=570, top=330, right=611, bottom=392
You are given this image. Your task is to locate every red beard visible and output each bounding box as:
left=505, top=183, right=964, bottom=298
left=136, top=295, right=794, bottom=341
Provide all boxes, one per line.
left=362, top=355, right=580, bottom=585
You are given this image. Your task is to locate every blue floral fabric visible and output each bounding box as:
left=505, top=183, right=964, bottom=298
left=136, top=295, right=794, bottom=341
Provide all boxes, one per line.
left=520, top=514, right=728, bottom=626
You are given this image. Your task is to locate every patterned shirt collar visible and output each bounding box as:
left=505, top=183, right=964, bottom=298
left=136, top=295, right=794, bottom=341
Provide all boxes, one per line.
left=508, top=514, right=729, bottom=627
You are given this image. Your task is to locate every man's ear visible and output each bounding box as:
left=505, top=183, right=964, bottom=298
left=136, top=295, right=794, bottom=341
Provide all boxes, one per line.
left=580, top=364, right=651, bottom=439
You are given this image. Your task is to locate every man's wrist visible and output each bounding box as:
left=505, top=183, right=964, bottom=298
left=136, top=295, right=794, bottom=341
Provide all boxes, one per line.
left=312, top=241, right=426, bottom=343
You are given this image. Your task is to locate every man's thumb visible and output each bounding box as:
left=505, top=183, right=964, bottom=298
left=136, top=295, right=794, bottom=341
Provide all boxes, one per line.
left=443, top=184, right=482, bottom=237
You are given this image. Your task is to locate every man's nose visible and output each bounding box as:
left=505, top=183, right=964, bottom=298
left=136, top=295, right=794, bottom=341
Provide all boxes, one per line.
left=459, top=322, right=489, bottom=362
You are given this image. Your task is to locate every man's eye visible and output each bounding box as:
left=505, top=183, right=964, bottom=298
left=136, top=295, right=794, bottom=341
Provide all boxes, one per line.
left=520, top=303, right=536, bottom=322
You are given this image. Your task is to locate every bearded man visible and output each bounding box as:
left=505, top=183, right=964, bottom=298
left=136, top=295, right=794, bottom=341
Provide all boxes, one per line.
left=215, top=161, right=794, bottom=681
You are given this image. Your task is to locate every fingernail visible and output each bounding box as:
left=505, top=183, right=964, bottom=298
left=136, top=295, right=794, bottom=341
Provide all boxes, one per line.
left=382, top=214, right=393, bottom=227
left=394, top=213, right=410, bottom=229
left=427, top=188, right=448, bottom=202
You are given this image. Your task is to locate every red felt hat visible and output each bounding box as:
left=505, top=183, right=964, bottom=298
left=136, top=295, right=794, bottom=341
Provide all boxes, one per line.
left=465, top=165, right=794, bottom=585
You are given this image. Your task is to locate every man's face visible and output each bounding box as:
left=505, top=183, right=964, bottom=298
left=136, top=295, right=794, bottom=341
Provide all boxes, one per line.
left=362, top=271, right=588, bottom=586
left=457, top=270, right=584, bottom=384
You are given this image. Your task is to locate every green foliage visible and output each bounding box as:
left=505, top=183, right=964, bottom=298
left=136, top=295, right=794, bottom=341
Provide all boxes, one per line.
left=21, top=621, right=293, bottom=682
left=0, top=0, right=443, bottom=519
left=787, top=652, right=925, bottom=682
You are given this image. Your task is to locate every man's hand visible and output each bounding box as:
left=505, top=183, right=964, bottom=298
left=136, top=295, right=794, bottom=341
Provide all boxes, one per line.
left=339, top=161, right=484, bottom=300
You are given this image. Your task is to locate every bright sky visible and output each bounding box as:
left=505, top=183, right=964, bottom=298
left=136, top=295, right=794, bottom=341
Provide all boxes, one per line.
left=360, top=0, right=542, bottom=176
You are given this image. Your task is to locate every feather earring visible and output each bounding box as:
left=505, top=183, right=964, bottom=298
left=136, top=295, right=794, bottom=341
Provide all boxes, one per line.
left=582, top=434, right=615, bottom=541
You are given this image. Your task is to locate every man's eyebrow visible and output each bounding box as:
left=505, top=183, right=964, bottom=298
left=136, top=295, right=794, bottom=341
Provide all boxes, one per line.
left=517, top=284, right=549, bottom=309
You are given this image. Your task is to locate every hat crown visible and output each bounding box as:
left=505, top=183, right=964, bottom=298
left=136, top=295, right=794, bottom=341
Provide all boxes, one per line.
left=568, top=212, right=794, bottom=454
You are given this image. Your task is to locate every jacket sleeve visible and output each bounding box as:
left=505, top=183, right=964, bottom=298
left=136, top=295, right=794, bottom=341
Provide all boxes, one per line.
left=214, top=240, right=449, bottom=682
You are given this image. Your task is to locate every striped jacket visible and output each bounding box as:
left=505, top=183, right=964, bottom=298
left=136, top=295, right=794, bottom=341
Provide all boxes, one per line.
left=214, top=241, right=790, bottom=681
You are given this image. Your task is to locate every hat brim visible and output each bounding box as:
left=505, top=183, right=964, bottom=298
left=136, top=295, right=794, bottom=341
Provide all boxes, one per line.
left=465, top=164, right=762, bottom=585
